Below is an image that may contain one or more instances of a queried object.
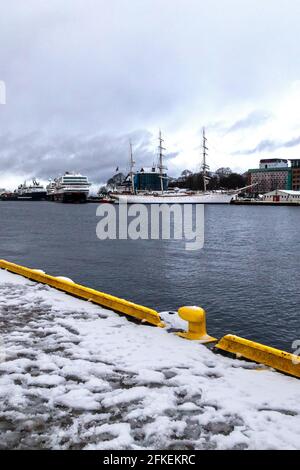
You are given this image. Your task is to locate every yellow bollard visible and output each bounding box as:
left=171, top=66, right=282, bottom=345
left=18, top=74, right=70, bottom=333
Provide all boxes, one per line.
left=176, top=306, right=217, bottom=343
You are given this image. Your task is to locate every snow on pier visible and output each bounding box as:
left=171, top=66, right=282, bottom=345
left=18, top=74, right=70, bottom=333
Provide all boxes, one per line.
left=0, top=269, right=299, bottom=450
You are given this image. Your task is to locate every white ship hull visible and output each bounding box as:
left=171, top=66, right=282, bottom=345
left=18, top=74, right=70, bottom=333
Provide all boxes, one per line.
left=112, top=192, right=235, bottom=204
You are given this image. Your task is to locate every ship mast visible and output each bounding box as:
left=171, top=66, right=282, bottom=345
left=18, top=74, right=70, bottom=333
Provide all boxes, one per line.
left=201, top=127, right=210, bottom=192
left=129, top=140, right=135, bottom=194
left=158, top=130, right=166, bottom=194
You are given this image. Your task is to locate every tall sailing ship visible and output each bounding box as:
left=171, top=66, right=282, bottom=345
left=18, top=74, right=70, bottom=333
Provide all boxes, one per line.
left=112, top=130, right=242, bottom=204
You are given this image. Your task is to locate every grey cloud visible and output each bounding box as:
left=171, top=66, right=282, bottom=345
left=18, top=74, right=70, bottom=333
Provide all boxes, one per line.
left=226, top=111, right=272, bottom=133
left=204, top=110, right=272, bottom=137
left=0, top=129, right=178, bottom=187
left=283, top=136, right=300, bottom=148
left=234, top=135, right=300, bottom=155
left=1, top=0, right=300, bottom=178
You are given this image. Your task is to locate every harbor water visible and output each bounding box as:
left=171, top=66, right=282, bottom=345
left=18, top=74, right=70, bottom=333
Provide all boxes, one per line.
left=0, top=201, right=299, bottom=351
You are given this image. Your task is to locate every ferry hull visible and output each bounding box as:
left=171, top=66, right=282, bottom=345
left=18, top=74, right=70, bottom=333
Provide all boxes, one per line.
left=21, top=191, right=47, bottom=201
left=52, top=192, right=89, bottom=203
left=1, top=192, right=47, bottom=201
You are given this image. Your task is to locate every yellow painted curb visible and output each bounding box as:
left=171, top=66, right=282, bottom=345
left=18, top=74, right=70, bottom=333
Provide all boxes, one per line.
left=215, top=334, right=300, bottom=378
left=0, top=260, right=165, bottom=328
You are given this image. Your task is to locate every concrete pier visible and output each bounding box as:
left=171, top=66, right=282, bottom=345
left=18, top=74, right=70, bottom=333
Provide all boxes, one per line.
left=0, top=268, right=299, bottom=450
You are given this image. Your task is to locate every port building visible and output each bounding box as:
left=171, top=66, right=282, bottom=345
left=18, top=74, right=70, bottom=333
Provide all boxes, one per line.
left=290, top=159, right=300, bottom=190
left=262, top=189, right=300, bottom=203
left=134, top=167, right=168, bottom=192
left=248, top=159, right=290, bottom=193
left=248, top=158, right=300, bottom=194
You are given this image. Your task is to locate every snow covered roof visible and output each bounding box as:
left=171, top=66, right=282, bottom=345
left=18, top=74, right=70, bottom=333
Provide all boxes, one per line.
left=279, top=190, right=300, bottom=195
left=266, top=190, right=300, bottom=195
left=0, top=269, right=299, bottom=450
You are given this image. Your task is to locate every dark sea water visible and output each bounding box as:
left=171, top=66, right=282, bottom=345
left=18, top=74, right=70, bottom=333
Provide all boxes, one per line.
left=0, top=201, right=299, bottom=351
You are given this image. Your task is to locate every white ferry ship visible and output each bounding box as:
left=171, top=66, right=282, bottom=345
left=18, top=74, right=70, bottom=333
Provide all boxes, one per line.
left=47, top=172, right=90, bottom=203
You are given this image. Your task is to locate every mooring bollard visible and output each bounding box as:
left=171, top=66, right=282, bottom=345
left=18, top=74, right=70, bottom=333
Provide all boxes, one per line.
left=176, top=306, right=216, bottom=343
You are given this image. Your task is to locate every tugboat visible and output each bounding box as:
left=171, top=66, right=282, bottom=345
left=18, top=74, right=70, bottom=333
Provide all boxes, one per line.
left=0, top=191, right=18, bottom=201
left=47, top=172, right=90, bottom=203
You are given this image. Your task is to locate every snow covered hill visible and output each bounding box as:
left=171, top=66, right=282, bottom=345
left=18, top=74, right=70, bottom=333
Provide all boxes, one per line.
left=0, top=269, right=299, bottom=450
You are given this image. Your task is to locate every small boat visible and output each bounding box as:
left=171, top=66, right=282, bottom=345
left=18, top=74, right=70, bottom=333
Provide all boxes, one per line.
left=87, top=195, right=115, bottom=203
left=0, top=192, right=18, bottom=201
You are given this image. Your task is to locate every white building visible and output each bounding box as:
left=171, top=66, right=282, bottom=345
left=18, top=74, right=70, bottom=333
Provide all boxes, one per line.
left=259, top=158, right=288, bottom=169
left=262, top=189, right=300, bottom=203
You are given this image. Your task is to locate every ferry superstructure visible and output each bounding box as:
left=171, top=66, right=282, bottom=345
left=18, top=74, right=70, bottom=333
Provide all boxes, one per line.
left=47, top=172, right=90, bottom=203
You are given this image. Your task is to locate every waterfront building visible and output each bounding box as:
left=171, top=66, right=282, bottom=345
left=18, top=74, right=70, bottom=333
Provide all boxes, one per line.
left=133, top=167, right=168, bottom=192
left=262, top=189, right=300, bottom=203
left=259, top=158, right=288, bottom=169
left=290, top=159, right=300, bottom=190
left=248, top=158, right=291, bottom=193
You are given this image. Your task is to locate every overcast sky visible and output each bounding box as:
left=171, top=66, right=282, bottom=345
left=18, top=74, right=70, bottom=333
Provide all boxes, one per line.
left=1, top=0, right=300, bottom=189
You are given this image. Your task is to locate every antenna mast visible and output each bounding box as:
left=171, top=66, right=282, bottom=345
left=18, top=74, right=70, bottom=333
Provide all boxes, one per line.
left=158, top=130, right=167, bottom=194
left=202, top=127, right=210, bottom=192
left=129, top=140, right=135, bottom=194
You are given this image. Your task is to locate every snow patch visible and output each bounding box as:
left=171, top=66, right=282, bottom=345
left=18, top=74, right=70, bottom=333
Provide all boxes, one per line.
left=0, top=268, right=299, bottom=450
